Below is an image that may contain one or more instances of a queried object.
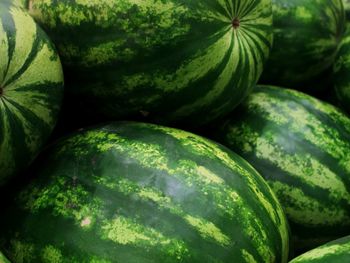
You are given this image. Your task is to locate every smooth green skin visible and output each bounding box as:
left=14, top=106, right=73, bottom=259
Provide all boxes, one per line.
left=289, top=235, right=350, bottom=263
left=334, top=24, right=350, bottom=113
left=0, top=252, right=10, bottom=263
left=260, top=0, right=345, bottom=88
left=26, top=0, right=273, bottom=126
left=0, top=122, right=289, bottom=263
left=214, top=85, right=350, bottom=251
left=0, top=2, right=64, bottom=185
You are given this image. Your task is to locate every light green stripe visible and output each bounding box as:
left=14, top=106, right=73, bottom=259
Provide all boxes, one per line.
left=21, top=176, right=102, bottom=229
left=0, top=20, right=9, bottom=83
left=5, top=41, right=63, bottom=128
left=110, top=126, right=286, bottom=261
left=122, top=28, right=232, bottom=98
left=59, top=128, right=281, bottom=260
left=98, top=176, right=231, bottom=246
left=3, top=6, right=36, bottom=85
left=152, top=125, right=288, bottom=230
left=2, top=100, right=41, bottom=152
left=290, top=241, right=350, bottom=262
left=31, top=0, right=191, bottom=67
left=197, top=1, right=231, bottom=22
left=170, top=29, right=235, bottom=117
left=285, top=87, right=350, bottom=135
left=248, top=91, right=350, bottom=172
left=271, top=181, right=350, bottom=226
left=254, top=135, right=349, bottom=203
left=227, top=122, right=350, bottom=222
left=101, top=216, right=189, bottom=259
left=241, top=249, right=258, bottom=263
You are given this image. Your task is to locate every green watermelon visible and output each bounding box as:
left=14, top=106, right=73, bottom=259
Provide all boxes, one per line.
left=0, top=252, right=10, bottom=263
left=0, top=1, right=64, bottom=185
left=334, top=25, right=350, bottom=113
left=213, top=85, right=350, bottom=251
left=0, top=122, right=289, bottom=263
left=344, top=0, right=350, bottom=19
left=260, top=0, right=345, bottom=88
left=26, top=0, right=273, bottom=126
left=289, top=235, right=350, bottom=262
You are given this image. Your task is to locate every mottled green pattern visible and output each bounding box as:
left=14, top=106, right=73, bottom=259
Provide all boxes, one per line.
left=334, top=24, right=350, bottom=113
left=260, top=0, right=344, bottom=88
left=0, top=2, right=64, bottom=185
left=27, top=0, right=273, bottom=126
left=0, top=122, right=289, bottom=263
left=214, top=85, right=350, bottom=250
left=290, top=235, right=350, bottom=262
left=0, top=252, right=10, bottom=263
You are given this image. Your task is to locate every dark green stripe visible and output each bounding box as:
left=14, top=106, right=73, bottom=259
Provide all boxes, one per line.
left=0, top=3, right=17, bottom=82
left=3, top=25, right=42, bottom=87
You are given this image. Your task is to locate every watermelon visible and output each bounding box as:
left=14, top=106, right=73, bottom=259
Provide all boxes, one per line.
left=0, top=1, right=64, bottom=185
left=289, top=235, right=350, bottom=262
left=260, top=0, right=345, bottom=88
left=213, top=85, right=350, bottom=251
left=344, top=0, right=350, bottom=19
left=0, top=122, right=289, bottom=263
left=0, top=252, right=10, bottom=263
left=26, top=0, right=273, bottom=126
left=334, top=25, right=350, bottom=113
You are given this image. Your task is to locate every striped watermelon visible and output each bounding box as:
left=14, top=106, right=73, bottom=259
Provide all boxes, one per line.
left=334, top=25, right=350, bottom=113
left=26, top=0, right=273, bottom=126
left=213, top=85, right=350, bottom=251
left=260, top=0, right=345, bottom=88
left=0, top=122, right=289, bottom=263
left=0, top=1, right=64, bottom=185
left=289, top=235, right=350, bottom=262
left=0, top=252, right=10, bottom=263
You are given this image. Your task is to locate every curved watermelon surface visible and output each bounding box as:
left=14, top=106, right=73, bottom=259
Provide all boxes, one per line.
left=289, top=235, right=350, bottom=263
left=27, top=0, right=273, bottom=126
left=0, top=252, right=10, bottom=263
left=260, top=0, right=344, bottom=88
left=0, top=122, right=289, bottom=263
left=0, top=1, right=64, bottom=185
left=213, top=85, right=350, bottom=250
left=334, top=25, right=350, bottom=113
left=344, top=0, right=350, bottom=19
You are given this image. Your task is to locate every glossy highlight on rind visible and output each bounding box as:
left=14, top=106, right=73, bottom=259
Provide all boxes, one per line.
left=261, top=0, right=345, bottom=88
left=289, top=235, right=350, bottom=262
left=214, top=85, right=350, bottom=250
left=0, top=1, right=64, bottom=185
left=0, top=122, right=289, bottom=263
left=27, top=0, right=273, bottom=126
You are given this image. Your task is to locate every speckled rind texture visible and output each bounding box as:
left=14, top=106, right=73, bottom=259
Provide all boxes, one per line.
left=27, top=0, right=273, bottom=126
left=290, top=235, right=350, bottom=263
left=260, top=0, right=345, bottom=88
left=0, top=122, right=289, bottom=263
left=214, top=85, right=350, bottom=250
left=0, top=1, right=64, bottom=185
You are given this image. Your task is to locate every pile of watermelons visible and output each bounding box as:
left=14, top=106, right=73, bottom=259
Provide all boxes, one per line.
left=1, top=0, right=350, bottom=262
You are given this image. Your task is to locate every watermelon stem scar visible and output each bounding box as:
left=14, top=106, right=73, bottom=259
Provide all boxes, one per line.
left=0, top=87, right=3, bottom=97
left=232, top=18, right=240, bottom=29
